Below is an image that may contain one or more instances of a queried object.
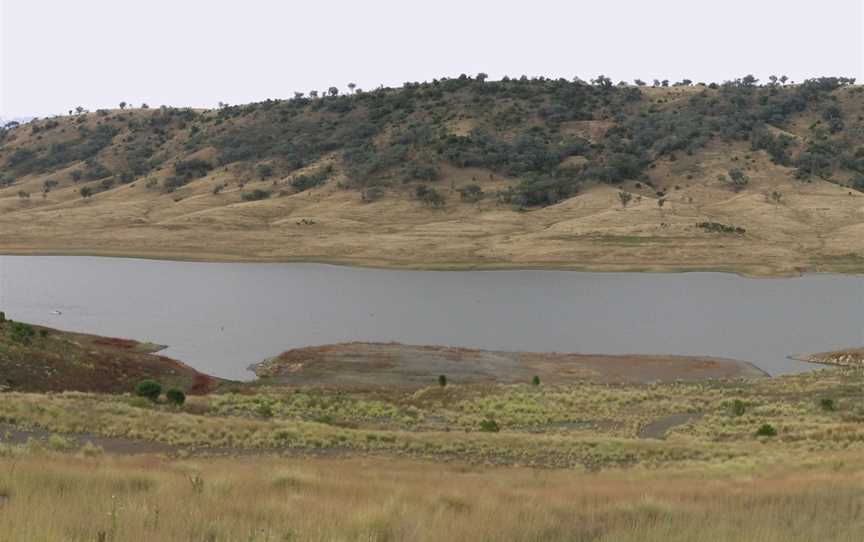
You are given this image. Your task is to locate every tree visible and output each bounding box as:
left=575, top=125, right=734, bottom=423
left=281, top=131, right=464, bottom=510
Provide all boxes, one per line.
left=780, top=75, right=789, bottom=85
left=256, top=163, right=274, bottom=180
left=135, top=380, right=162, bottom=402
left=347, top=83, right=356, bottom=94
left=293, top=91, right=304, bottom=100
left=438, top=374, right=447, bottom=387
left=119, top=101, right=127, bottom=110
left=634, top=79, right=646, bottom=86
left=476, top=72, right=488, bottom=83
left=727, top=168, right=749, bottom=192
left=532, top=375, right=540, bottom=386
left=309, top=90, right=319, bottom=98
left=80, top=186, right=93, bottom=198
left=141, top=103, right=149, bottom=109
left=618, top=191, right=633, bottom=208
left=327, top=87, right=339, bottom=97
left=75, top=106, right=85, bottom=115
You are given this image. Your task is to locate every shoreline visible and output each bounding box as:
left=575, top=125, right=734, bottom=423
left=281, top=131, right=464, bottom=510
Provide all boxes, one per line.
left=1, top=246, right=857, bottom=278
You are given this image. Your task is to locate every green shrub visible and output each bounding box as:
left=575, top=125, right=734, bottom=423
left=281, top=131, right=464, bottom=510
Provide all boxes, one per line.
left=256, top=403, right=274, bottom=418
left=241, top=189, right=271, bottom=201
left=755, top=424, right=777, bottom=437
left=532, top=375, right=541, bottom=386
left=731, top=399, right=746, bottom=416
left=819, top=398, right=836, bottom=412
left=134, top=380, right=162, bottom=402
left=9, top=322, right=35, bottom=345
left=479, top=418, right=500, bottom=433
left=438, top=374, right=447, bottom=387
left=166, top=388, right=186, bottom=406
left=416, top=185, right=445, bottom=207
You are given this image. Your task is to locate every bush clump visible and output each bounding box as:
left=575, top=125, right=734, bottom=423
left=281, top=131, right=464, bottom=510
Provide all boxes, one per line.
left=135, top=380, right=162, bottom=402
left=241, top=189, right=271, bottom=201
left=479, top=418, right=500, bottom=433
left=166, top=388, right=186, bottom=406
left=755, top=424, right=777, bottom=437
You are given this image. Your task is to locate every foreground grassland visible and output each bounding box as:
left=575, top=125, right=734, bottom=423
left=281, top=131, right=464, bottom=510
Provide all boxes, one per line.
left=4, top=343, right=864, bottom=539
left=2, top=452, right=864, bottom=541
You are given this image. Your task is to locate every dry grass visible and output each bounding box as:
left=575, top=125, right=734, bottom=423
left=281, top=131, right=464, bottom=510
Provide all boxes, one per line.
left=1, top=450, right=864, bottom=541
left=2, top=102, right=864, bottom=276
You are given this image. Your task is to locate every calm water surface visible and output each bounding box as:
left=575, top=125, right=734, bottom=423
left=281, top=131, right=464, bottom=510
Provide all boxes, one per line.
left=0, top=256, right=861, bottom=380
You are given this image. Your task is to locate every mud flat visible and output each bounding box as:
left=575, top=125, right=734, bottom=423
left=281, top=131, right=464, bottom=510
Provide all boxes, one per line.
left=250, top=342, right=767, bottom=389
left=790, top=347, right=864, bottom=368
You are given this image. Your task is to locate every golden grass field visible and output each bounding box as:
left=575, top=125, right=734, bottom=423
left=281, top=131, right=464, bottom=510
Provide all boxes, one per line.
left=3, top=451, right=864, bottom=541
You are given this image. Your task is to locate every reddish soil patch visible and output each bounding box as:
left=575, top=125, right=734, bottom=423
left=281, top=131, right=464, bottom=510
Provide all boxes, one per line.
left=251, top=342, right=766, bottom=389
left=0, top=323, right=225, bottom=395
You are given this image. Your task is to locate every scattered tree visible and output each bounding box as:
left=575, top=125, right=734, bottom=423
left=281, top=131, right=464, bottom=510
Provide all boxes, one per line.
left=618, top=191, right=633, bottom=208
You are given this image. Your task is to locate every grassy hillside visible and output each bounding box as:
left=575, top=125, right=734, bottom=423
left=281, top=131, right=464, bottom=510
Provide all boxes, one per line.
left=0, top=75, right=862, bottom=274
left=0, top=317, right=218, bottom=394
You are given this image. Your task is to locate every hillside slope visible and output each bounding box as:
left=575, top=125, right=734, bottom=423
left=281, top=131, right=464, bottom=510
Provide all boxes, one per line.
left=1, top=75, right=862, bottom=274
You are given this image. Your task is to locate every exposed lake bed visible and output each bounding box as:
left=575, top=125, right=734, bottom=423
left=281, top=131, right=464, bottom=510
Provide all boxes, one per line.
left=1, top=255, right=861, bottom=380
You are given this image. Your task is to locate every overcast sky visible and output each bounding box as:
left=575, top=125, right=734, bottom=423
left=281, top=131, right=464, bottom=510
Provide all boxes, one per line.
left=1, top=0, right=862, bottom=118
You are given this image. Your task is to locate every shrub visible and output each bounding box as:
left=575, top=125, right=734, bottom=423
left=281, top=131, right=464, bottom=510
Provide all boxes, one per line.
left=256, top=403, right=274, bottom=418
left=438, top=374, right=447, bottom=387
left=755, top=424, right=777, bottom=437
left=256, top=163, right=274, bottom=180
left=291, top=171, right=328, bottom=192
left=727, top=168, right=749, bottom=191
left=174, top=159, right=213, bottom=179
left=479, top=418, right=500, bottom=432
left=532, top=375, right=541, bottom=386
left=166, top=388, right=186, bottom=406
left=458, top=184, right=483, bottom=202
left=819, top=398, right=835, bottom=412
left=241, top=189, right=271, bottom=201
left=731, top=399, right=746, bottom=416
left=361, top=186, right=385, bottom=202
left=0, top=311, right=5, bottom=324
left=134, top=380, right=162, bottom=402
left=416, top=185, right=445, bottom=207
left=9, top=322, right=35, bottom=344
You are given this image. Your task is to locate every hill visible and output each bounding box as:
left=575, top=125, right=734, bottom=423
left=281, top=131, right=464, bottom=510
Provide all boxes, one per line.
left=0, top=316, right=219, bottom=394
left=0, top=75, right=862, bottom=274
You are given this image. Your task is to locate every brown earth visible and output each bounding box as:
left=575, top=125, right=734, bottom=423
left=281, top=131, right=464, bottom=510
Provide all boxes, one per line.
left=250, top=342, right=767, bottom=389
left=0, top=322, right=222, bottom=394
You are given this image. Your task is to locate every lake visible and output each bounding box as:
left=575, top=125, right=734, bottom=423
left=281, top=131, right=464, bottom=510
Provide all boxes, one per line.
left=0, top=256, right=861, bottom=380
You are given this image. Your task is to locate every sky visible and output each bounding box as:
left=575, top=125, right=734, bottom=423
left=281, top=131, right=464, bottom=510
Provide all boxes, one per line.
left=1, top=0, right=862, bottom=118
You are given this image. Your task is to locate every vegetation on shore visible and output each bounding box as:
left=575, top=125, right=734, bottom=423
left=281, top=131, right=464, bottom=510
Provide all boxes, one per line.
left=0, top=76, right=863, bottom=275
